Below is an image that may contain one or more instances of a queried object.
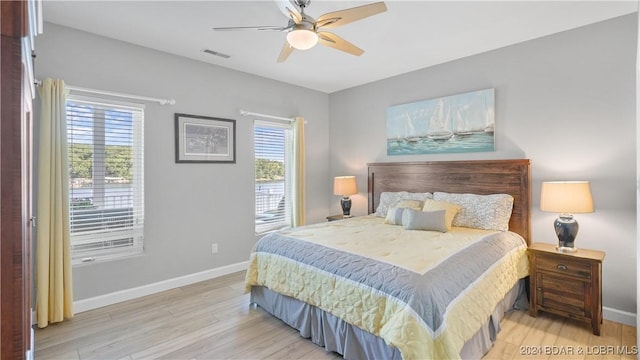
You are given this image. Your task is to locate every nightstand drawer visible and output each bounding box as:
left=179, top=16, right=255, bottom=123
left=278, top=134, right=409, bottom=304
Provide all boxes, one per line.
left=536, top=256, right=592, bottom=279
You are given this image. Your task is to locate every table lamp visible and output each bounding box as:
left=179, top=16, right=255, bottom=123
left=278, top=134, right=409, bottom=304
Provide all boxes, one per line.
left=333, top=176, right=358, bottom=217
left=540, top=181, right=594, bottom=253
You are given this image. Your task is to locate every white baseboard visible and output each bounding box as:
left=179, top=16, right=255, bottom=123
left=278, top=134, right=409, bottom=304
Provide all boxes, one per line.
left=74, top=261, right=249, bottom=313
left=603, top=306, right=637, bottom=326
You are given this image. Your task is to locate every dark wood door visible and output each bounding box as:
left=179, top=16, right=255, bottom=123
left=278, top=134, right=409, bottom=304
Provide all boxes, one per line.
left=1, top=0, right=33, bottom=358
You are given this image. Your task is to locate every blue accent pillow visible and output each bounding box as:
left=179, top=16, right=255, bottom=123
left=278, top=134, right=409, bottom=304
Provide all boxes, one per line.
left=384, top=200, right=424, bottom=225
left=402, top=209, right=448, bottom=233
left=384, top=207, right=407, bottom=225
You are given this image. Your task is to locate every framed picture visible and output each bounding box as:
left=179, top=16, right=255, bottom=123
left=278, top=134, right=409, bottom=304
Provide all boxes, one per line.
left=175, top=113, right=236, bottom=163
left=386, top=88, right=495, bottom=155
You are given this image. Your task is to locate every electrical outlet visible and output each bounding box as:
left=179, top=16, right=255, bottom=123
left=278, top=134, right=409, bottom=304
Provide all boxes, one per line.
left=211, top=243, right=218, bottom=254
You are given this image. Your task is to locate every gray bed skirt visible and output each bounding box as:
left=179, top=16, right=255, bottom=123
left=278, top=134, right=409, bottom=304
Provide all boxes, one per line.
left=250, top=278, right=528, bottom=359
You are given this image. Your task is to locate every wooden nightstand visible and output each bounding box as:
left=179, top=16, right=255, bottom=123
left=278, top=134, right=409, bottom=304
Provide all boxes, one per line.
left=326, top=214, right=351, bottom=221
left=528, top=242, right=605, bottom=335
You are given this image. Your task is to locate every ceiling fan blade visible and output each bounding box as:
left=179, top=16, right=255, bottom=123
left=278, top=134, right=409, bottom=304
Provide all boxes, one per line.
left=317, top=32, right=364, bottom=56
left=316, top=2, right=387, bottom=29
left=274, top=0, right=302, bottom=23
left=277, top=41, right=295, bottom=62
left=213, top=25, right=290, bottom=31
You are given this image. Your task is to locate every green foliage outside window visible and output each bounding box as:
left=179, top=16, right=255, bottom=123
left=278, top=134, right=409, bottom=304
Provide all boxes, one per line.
left=255, top=158, right=284, bottom=181
left=69, top=144, right=133, bottom=182
left=69, top=144, right=93, bottom=179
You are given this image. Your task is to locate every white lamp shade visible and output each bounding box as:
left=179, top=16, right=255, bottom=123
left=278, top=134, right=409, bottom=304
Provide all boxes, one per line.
left=540, top=181, right=594, bottom=213
left=334, top=176, right=358, bottom=196
left=286, top=29, right=318, bottom=50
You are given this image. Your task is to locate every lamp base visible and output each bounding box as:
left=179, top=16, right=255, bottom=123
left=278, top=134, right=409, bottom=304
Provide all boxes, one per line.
left=340, top=197, right=352, bottom=217
left=554, top=213, right=579, bottom=251
left=556, top=246, right=578, bottom=253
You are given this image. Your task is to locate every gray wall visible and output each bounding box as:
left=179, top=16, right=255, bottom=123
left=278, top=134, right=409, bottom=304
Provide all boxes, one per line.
left=329, top=14, right=637, bottom=314
left=35, top=23, right=331, bottom=300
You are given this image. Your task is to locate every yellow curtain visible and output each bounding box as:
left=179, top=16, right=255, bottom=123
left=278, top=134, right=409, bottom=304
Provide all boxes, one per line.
left=36, top=78, right=74, bottom=328
left=292, top=117, right=306, bottom=227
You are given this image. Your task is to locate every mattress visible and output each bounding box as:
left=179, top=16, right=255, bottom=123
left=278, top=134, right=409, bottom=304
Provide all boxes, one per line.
left=245, top=215, right=529, bottom=359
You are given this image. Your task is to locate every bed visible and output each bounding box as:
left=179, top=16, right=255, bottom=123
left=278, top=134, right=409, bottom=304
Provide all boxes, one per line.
left=246, top=159, right=531, bottom=359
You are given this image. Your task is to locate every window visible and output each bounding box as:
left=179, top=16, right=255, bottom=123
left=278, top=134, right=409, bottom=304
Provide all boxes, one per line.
left=66, top=95, right=144, bottom=262
left=254, top=119, right=293, bottom=234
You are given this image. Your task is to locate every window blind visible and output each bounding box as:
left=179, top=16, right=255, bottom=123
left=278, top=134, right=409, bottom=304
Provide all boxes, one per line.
left=254, top=119, right=292, bottom=234
left=66, top=95, right=144, bottom=262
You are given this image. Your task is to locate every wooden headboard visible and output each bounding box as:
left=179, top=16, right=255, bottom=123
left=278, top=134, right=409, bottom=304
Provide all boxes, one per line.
left=367, top=159, right=531, bottom=245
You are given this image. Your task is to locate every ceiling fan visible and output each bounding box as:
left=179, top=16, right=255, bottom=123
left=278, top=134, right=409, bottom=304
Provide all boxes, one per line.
left=213, top=0, right=387, bottom=62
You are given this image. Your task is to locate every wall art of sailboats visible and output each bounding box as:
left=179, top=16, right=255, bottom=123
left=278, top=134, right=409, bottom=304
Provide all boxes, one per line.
left=454, top=108, right=474, bottom=136
left=483, top=105, right=495, bottom=134
left=427, top=99, right=453, bottom=141
left=386, top=88, right=495, bottom=155
left=403, top=113, right=421, bottom=143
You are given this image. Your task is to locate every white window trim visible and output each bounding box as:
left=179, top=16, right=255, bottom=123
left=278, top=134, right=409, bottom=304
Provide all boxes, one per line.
left=254, top=119, right=293, bottom=235
left=67, top=95, right=145, bottom=264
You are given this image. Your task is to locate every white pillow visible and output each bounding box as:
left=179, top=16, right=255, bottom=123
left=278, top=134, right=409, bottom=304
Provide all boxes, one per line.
left=433, top=192, right=514, bottom=231
left=384, top=200, right=424, bottom=225
left=385, top=207, right=408, bottom=225
left=374, top=191, right=433, bottom=217
left=402, top=208, right=447, bottom=232
left=393, top=199, right=424, bottom=211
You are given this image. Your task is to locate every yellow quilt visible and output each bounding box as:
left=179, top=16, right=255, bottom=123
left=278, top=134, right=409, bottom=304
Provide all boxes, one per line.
left=246, top=215, right=528, bottom=359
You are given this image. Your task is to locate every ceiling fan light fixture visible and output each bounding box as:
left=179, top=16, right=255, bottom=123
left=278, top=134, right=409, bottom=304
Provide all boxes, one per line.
left=286, top=29, right=318, bottom=50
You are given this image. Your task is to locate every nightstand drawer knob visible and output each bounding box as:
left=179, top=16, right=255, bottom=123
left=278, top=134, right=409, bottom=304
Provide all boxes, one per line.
left=556, top=264, right=568, bottom=271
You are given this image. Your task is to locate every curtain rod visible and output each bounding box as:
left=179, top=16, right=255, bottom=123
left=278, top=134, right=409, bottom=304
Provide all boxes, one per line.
left=35, top=80, right=176, bottom=105
left=240, top=109, right=295, bottom=122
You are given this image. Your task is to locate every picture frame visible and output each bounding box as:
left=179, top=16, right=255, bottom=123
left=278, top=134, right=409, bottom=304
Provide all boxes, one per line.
left=386, top=88, right=495, bottom=155
left=175, top=113, right=236, bottom=163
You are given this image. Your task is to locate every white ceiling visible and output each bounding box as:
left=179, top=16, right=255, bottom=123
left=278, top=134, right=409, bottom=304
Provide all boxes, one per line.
left=42, top=1, right=637, bottom=93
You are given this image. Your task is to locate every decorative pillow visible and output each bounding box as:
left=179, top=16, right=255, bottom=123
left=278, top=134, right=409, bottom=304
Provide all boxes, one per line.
left=384, top=207, right=408, bottom=225
left=402, top=208, right=447, bottom=232
left=384, top=200, right=425, bottom=225
left=374, top=191, right=433, bottom=217
left=433, top=192, right=514, bottom=231
left=393, top=199, right=424, bottom=211
left=421, top=199, right=462, bottom=231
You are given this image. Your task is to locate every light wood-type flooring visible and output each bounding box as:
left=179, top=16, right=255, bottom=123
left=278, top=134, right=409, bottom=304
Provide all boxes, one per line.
left=35, top=271, right=637, bottom=360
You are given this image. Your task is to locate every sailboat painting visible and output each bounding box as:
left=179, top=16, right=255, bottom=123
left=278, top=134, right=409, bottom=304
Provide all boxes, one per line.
left=386, top=88, right=495, bottom=155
